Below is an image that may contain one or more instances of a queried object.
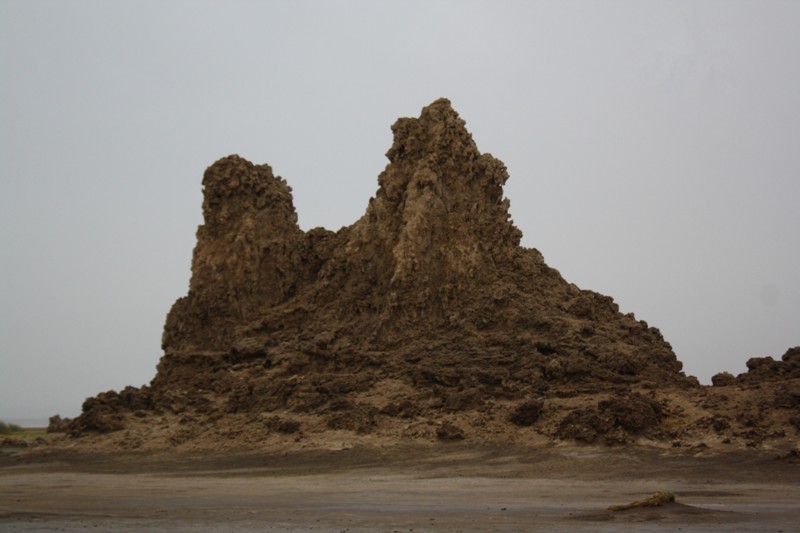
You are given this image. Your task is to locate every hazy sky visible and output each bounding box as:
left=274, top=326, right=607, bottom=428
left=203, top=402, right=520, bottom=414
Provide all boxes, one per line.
left=2, top=0, right=798, bottom=421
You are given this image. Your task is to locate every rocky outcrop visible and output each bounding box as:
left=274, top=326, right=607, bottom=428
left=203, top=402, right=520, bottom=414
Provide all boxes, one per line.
left=67, top=99, right=798, bottom=451
left=739, top=347, right=800, bottom=383
left=46, top=415, right=71, bottom=434
left=163, top=156, right=308, bottom=352
left=158, top=98, right=684, bottom=386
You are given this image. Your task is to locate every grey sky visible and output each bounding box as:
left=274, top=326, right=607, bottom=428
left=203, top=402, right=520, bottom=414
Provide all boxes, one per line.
left=1, top=0, right=798, bottom=421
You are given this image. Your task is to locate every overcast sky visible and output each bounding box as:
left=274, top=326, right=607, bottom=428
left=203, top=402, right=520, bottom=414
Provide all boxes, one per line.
left=2, top=0, right=798, bottom=422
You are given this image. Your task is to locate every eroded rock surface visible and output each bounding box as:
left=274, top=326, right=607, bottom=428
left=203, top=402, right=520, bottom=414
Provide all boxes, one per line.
left=68, top=99, right=798, bottom=452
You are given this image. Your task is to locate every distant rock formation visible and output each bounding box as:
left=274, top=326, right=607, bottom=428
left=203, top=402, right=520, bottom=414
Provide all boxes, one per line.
left=67, top=99, right=798, bottom=451
left=46, top=415, right=70, bottom=434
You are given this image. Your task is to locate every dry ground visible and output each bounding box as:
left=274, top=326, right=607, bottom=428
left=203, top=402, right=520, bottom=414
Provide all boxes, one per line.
left=1, top=443, right=798, bottom=532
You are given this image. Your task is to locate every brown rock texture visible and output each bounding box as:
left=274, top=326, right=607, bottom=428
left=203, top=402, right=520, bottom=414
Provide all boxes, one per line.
left=67, top=99, right=799, bottom=452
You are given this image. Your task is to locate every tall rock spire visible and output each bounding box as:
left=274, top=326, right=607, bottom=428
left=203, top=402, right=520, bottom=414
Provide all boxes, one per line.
left=163, top=155, right=305, bottom=352
left=343, top=99, right=522, bottom=317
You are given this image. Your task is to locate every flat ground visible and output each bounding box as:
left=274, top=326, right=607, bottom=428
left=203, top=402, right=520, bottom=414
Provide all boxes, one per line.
left=1, top=443, right=798, bottom=532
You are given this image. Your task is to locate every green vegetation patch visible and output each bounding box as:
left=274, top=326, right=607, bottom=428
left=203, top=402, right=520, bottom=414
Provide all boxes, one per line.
left=0, top=421, right=23, bottom=434
left=1, top=421, right=47, bottom=442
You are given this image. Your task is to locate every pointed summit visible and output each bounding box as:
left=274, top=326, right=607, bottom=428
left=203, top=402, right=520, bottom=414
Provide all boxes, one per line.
left=385, top=98, right=479, bottom=167
left=346, top=99, right=521, bottom=300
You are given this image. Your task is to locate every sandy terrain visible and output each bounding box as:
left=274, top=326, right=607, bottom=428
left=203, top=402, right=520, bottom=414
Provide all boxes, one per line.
left=2, top=444, right=798, bottom=532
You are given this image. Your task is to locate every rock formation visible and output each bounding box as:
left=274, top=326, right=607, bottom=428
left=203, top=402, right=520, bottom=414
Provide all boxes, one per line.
left=67, top=99, right=798, bottom=451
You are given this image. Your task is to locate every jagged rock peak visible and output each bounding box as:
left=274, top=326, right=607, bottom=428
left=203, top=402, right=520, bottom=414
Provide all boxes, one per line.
left=385, top=97, right=479, bottom=165
left=200, top=154, right=299, bottom=231
left=379, top=98, right=512, bottom=207
left=349, top=99, right=522, bottom=287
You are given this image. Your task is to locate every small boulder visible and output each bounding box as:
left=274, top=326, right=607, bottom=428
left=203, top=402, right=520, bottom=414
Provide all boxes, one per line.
left=711, top=372, right=736, bottom=387
left=509, top=399, right=544, bottom=427
left=436, top=421, right=465, bottom=441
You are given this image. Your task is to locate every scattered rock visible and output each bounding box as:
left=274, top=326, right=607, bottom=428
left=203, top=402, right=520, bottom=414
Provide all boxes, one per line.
left=599, top=393, right=663, bottom=432
left=1, top=438, right=28, bottom=448
left=264, top=416, right=301, bottom=434
left=509, top=399, right=544, bottom=427
left=436, top=422, right=465, bottom=441
left=774, top=449, right=800, bottom=464
left=609, top=491, right=676, bottom=512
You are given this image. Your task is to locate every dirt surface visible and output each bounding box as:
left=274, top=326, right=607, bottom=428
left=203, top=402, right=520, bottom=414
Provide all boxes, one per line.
left=2, top=444, right=799, bottom=532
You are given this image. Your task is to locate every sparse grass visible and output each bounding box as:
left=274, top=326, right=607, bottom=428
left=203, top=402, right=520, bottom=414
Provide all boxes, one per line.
left=609, top=491, right=676, bottom=512
left=0, top=421, right=48, bottom=442
left=14, top=427, right=48, bottom=440
left=0, top=421, right=23, bottom=435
